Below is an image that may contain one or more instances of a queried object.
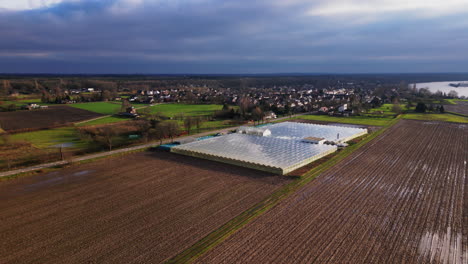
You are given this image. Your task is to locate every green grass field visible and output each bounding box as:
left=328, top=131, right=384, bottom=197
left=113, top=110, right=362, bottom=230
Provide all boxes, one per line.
left=443, top=99, right=468, bottom=105
left=0, top=98, right=55, bottom=106
left=75, top=116, right=132, bottom=127
left=369, top=104, right=410, bottom=114
left=403, top=113, right=468, bottom=123
left=146, top=104, right=223, bottom=117
left=11, top=127, right=86, bottom=149
left=297, top=114, right=394, bottom=126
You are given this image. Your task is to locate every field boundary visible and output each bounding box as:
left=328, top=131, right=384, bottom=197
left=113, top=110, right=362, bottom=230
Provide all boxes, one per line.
left=166, top=117, right=401, bottom=264
left=74, top=114, right=112, bottom=125
left=446, top=111, right=468, bottom=118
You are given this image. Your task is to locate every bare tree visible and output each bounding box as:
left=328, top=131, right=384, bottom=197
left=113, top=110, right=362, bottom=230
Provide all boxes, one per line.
left=194, top=116, right=204, bottom=133
left=252, top=107, right=264, bottom=125
left=392, top=104, right=402, bottom=114
left=1, top=80, right=11, bottom=95
left=96, top=127, right=117, bottom=151
left=184, top=116, right=194, bottom=134
left=165, top=121, right=180, bottom=142
left=137, top=120, right=151, bottom=143
left=391, top=98, right=402, bottom=114
left=239, top=97, right=250, bottom=119
left=120, top=99, right=132, bottom=113
left=448, top=90, right=458, bottom=98
left=153, top=122, right=168, bottom=144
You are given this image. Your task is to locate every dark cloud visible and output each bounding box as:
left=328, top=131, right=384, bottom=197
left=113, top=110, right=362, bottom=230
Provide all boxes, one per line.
left=0, top=0, right=467, bottom=73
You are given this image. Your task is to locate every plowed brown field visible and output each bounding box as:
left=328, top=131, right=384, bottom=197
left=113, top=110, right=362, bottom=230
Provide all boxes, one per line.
left=0, top=151, right=290, bottom=263
left=0, top=106, right=102, bottom=132
left=445, top=101, right=468, bottom=116
left=196, top=120, right=468, bottom=264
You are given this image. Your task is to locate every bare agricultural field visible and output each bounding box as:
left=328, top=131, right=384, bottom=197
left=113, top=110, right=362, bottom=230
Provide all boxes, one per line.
left=0, top=151, right=289, bottom=263
left=0, top=106, right=102, bottom=133
left=445, top=100, right=468, bottom=116
left=196, top=120, right=468, bottom=264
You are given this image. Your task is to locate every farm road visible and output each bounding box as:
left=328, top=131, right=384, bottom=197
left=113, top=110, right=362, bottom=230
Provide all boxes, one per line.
left=0, top=113, right=306, bottom=178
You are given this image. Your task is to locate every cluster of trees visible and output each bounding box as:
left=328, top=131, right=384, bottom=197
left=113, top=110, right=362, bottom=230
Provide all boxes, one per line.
left=41, top=90, right=118, bottom=104
left=135, top=119, right=181, bottom=145
left=399, top=84, right=462, bottom=105
left=414, top=102, right=445, bottom=113
left=213, top=101, right=270, bottom=124
left=182, top=116, right=205, bottom=135
left=0, top=102, right=18, bottom=112
left=76, top=116, right=187, bottom=151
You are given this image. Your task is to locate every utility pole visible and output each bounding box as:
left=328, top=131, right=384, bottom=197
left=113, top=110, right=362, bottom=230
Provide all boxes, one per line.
left=60, top=144, right=64, bottom=161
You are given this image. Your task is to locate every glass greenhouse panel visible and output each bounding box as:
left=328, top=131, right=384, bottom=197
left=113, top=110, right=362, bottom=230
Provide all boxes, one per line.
left=171, top=134, right=337, bottom=174
left=171, top=122, right=367, bottom=174
left=264, top=122, right=367, bottom=143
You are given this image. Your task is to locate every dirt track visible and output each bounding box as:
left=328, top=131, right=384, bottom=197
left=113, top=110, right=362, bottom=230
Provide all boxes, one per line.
left=0, top=152, right=289, bottom=263
left=196, top=120, right=468, bottom=263
left=0, top=106, right=102, bottom=132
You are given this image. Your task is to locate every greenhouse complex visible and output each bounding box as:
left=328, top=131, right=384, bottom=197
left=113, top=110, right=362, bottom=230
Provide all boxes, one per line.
left=171, top=122, right=367, bottom=175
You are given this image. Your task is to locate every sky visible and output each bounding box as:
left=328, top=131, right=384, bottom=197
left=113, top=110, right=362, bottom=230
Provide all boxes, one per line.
left=0, top=0, right=467, bottom=74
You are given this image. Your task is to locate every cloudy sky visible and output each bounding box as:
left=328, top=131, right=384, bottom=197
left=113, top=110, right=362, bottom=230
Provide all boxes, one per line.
left=0, top=0, right=467, bottom=74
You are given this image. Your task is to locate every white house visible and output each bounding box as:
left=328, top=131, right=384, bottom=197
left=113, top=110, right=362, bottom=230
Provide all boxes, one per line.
left=338, top=104, right=348, bottom=112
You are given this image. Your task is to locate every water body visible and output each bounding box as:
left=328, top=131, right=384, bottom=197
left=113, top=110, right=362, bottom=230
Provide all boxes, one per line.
left=411, top=81, right=468, bottom=97
left=51, top=142, right=75, bottom=148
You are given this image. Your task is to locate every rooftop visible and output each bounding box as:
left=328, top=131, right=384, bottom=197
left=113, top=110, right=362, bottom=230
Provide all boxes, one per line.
left=171, top=122, right=367, bottom=174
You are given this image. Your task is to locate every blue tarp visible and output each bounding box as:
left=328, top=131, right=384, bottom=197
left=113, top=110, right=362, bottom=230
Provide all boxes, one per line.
left=255, top=123, right=272, bottom=127
left=158, top=143, right=180, bottom=151
left=197, top=135, right=216, bottom=141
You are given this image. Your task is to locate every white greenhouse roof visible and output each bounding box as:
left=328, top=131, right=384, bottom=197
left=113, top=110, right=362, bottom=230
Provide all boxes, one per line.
left=171, top=133, right=337, bottom=174
left=171, top=122, right=367, bottom=174
left=263, top=122, right=367, bottom=143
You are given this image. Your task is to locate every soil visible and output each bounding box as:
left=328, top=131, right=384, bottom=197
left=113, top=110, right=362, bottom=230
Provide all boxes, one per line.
left=0, top=151, right=290, bottom=263
left=196, top=120, right=468, bottom=264
left=444, top=101, right=468, bottom=115
left=0, top=106, right=102, bottom=132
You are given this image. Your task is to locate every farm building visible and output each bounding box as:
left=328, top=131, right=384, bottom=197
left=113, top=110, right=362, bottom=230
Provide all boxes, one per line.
left=237, top=126, right=272, bottom=136
left=171, top=122, right=367, bottom=175
left=302, top=137, right=326, bottom=144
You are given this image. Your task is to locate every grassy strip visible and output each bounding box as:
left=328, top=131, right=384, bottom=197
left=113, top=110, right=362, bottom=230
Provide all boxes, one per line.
left=75, top=116, right=131, bottom=126
left=0, top=166, right=64, bottom=182
left=446, top=111, right=468, bottom=118
left=166, top=117, right=401, bottom=264
left=403, top=113, right=468, bottom=123
left=444, top=99, right=468, bottom=105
